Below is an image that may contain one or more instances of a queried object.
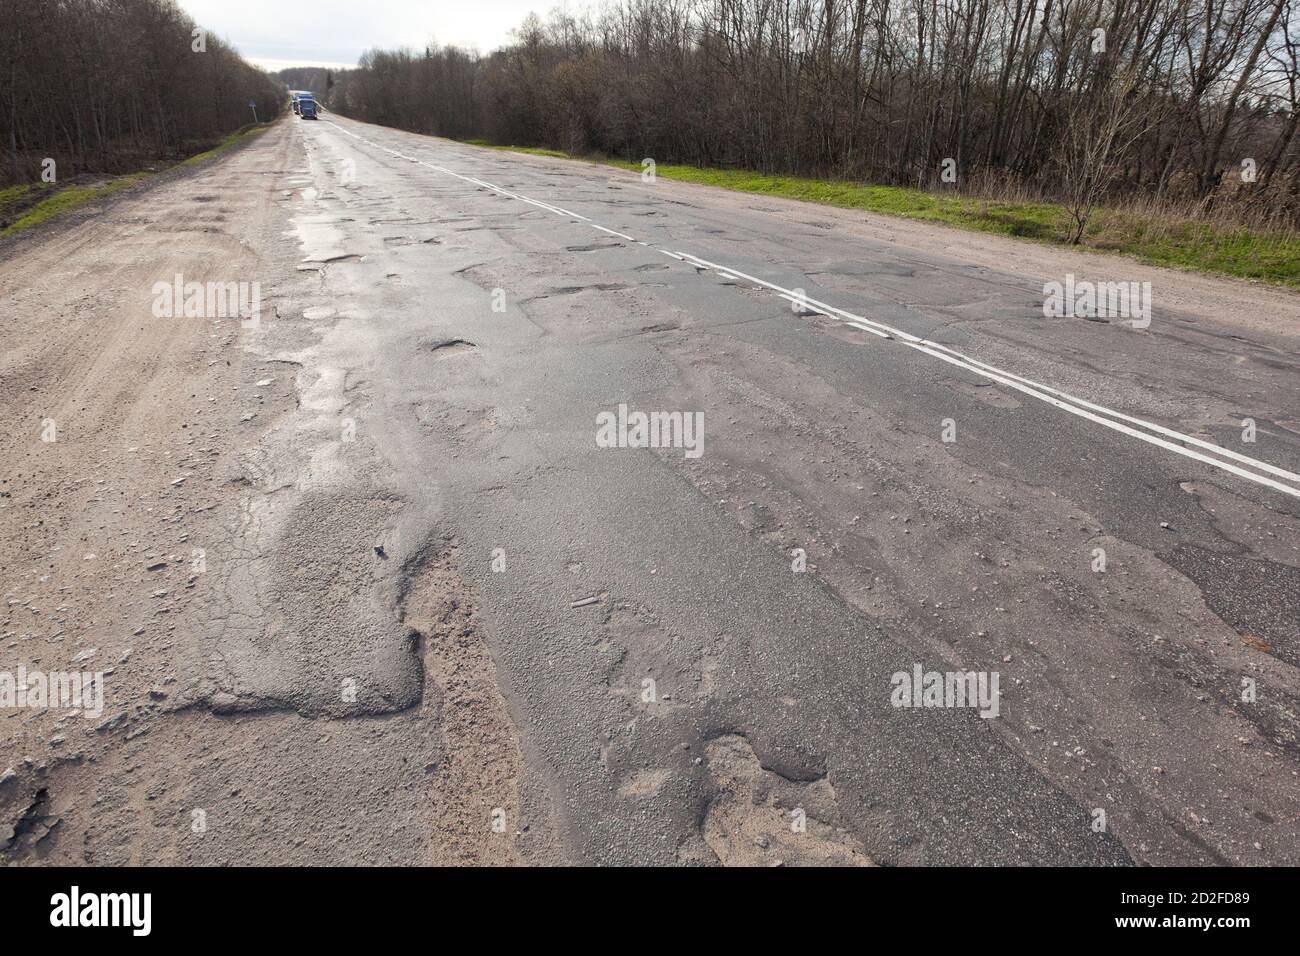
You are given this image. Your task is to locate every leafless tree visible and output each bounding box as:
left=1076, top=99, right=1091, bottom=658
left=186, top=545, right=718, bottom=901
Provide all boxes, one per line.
left=0, top=0, right=283, bottom=186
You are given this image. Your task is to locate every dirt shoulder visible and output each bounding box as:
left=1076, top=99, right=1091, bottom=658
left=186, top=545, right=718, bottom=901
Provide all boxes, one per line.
left=0, top=126, right=273, bottom=249
left=0, top=119, right=533, bottom=864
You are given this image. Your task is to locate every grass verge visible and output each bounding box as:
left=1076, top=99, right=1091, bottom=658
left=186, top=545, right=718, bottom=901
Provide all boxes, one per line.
left=467, top=141, right=1300, bottom=288
left=1, top=125, right=269, bottom=240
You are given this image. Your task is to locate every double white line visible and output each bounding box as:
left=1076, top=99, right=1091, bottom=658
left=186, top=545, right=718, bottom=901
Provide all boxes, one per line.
left=672, top=252, right=1300, bottom=501
left=318, top=120, right=1300, bottom=501
left=325, top=121, right=590, bottom=221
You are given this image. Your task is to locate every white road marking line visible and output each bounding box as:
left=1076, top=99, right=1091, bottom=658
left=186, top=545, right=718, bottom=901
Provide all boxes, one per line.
left=916, top=339, right=1300, bottom=487
left=326, top=120, right=591, bottom=221
left=668, top=253, right=1300, bottom=499
left=317, top=119, right=1300, bottom=500
left=675, top=251, right=917, bottom=341
left=905, top=340, right=1300, bottom=499
left=592, top=224, right=637, bottom=241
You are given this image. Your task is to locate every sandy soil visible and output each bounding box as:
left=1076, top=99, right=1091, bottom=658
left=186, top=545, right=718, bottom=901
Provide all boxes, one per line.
left=0, top=121, right=534, bottom=865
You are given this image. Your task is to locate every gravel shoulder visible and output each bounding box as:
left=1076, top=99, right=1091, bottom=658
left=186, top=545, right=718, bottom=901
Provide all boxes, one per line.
left=0, top=120, right=538, bottom=865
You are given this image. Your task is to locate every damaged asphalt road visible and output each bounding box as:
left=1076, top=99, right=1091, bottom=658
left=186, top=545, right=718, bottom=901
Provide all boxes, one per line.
left=2, top=115, right=1298, bottom=865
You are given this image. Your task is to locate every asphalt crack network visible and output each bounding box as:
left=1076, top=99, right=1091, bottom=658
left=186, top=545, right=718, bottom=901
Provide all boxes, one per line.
left=319, top=119, right=1300, bottom=504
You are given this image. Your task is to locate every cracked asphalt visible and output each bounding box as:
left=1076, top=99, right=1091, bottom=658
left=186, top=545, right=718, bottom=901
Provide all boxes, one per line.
left=1, top=114, right=1297, bottom=865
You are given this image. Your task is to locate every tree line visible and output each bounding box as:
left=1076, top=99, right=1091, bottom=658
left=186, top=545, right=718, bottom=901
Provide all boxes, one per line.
left=328, top=0, right=1300, bottom=227
left=273, top=67, right=337, bottom=100
left=1, top=0, right=283, bottom=185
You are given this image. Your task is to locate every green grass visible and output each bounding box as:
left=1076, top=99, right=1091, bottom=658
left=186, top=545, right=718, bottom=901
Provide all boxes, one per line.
left=0, top=182, right=46, bottom=205
left=467, top=141, right=1300, bottom=288
left=466, top=138, right=570, bottom=159
left=1, top=124, right=269, bottom=239
left=174, top=124, right=268, bottom=169
left=0, top=182, right=52, bottom=225
left=1084, top=212, right=1300, bottom=287
left=2, top=176, right=147, bottom=236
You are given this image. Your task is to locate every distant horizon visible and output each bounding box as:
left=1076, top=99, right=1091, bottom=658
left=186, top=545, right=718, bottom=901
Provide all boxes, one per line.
left=251, top=57, right=357, bottom=74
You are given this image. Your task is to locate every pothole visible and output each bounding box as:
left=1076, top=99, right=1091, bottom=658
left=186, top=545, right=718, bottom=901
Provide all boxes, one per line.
left=428, top=339, right=477, bottom=359
left=546, top=282, right=632, bottom=295
left=700, top=735, right=871, bottom=867
left=564, top=242, right=621, bottom=253
left=300, top=253, right=364, bottom=266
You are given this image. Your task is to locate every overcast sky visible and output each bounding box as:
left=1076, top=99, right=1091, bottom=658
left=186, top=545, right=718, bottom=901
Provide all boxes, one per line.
left=177, top=0, right=591, bottom=71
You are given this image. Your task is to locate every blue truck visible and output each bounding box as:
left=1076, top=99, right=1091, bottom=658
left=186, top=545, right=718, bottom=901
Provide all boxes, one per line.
left=299, top=97, right=319, bottom=119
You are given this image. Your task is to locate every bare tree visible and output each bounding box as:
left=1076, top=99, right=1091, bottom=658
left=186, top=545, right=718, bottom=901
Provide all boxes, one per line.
left=0, top=0, right=283, bottom=186
left=321, top=0, right=1300, bottom=224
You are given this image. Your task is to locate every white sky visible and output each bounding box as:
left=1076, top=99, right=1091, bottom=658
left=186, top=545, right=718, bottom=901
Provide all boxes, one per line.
left=177, top=0, right=593, bottom=71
